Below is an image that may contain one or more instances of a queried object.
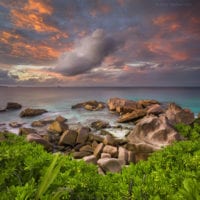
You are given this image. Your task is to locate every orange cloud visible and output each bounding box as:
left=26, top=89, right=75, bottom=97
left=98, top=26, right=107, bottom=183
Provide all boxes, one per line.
left=11, top=9, right=58, bottom=33
left=146, top=41, right=188, bottom=61
left=0, top=30, right=59, bottom=62
left=24, top=0, right=53, bottom=15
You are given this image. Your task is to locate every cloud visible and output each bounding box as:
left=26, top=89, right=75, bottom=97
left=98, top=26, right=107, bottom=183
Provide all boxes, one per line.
left=56, top=29, right=121, bottom=76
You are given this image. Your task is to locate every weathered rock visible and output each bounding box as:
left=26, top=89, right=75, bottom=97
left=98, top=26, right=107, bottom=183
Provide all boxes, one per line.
left=26, top=133, right=52, bottom=151
left=76, top=127, right=90, bottom=144
left=94, top=143, right=104, bottom=158
left=147, top=104, right=164, bottom=115
left=79, top=145, right=93, bottom=153
left=117, top=109, right=146, bottom=123
left=59, top=130, right=78, bottom=146
left=56, top=115, right=67, bottom=123
left=72, top=100, right=105, bottom=111
left=101, top=153, right=111, bottom=158
left=19, top=127, right=37, bottom=136
left=165, top=103, right=194, bottom=125
left=20, top=108, right=47, bottom=117
left=97, top=158, right=122, bottom=173
left=6, top=102, right=22, bottom=110
left=103, top=134, right=115, bottom=145
left=73, top=151, right=91, bottom=159
left=118, top=147, right=128, bottom=165
left=103, top=145, right=118, bottom=157
left=83, top=155, right=97, bottom=164
left=91, top=120, right=110, bottom=130
left=107, top=98, right=141, bottom=114
left=89, top=133, right=104, bottom=143
left=9, top=122, right=23, bottom=128
left=137, top=99, right=160, bottom=108
left=31, top=120, right=45, bottom=127
left=48, top=121, right=68, bottom=134
left=127, top=115, right=181, bottom=151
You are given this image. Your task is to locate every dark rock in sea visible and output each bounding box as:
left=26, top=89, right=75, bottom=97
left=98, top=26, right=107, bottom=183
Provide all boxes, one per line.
left=165, top=103, right=194, bottom=125
left=72, top=100, right=105, bottom=111
left=91, top=120, right=110, bottom=130
left=9, top=122, right=23, bottom=128
left=0, top=102, right=22, bottom=112
left=6, top=102, right=22, bottom=110
left=20, top=108, right=47, bottom=117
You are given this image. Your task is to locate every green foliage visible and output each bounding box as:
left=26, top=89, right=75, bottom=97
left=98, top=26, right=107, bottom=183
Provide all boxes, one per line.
left=175, top=123, right=200, bottom=140
left=0, top=130, right=200, bottom=200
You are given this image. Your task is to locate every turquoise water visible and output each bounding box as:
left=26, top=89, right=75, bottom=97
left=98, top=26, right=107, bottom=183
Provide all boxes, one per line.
left=0, top=87, right=199, bottom=127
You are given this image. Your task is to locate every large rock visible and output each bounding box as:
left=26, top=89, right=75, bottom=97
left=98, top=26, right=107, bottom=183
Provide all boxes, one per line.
left=117, top=109, right=146, bottom=123
left=165, top=103, right=194, bottom=125
left=76, top=127, right=90, bottom=144
left=83, top=155, right=97, bottom=164
left=127, top=115, right=181, bottom=151
left=97, top=158, right=122, bottom=173
left=107, top=98, right=141, bottom=114
left=72, top=100, right=105, bottom=111
left=73, top=151, right=91, bottom=159
left=6, top=102, right=22, bottom=110
left=103, top=145, right=118, bottom=157
left=59, top=130, right=78, bottom=146
left=91, top=120, right=110, bottom=130
left=20, top=108, right=47, bottom=117
left=48, top=121, right=68, bottom=134
left=26, top=133, right=52, bottom=151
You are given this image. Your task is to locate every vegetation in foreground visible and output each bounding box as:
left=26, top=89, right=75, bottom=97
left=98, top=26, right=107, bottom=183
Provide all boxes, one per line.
left=0, top=123, right=200, bottom=200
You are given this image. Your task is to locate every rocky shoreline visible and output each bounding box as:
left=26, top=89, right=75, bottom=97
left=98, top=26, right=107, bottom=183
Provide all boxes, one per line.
left=0, top=98, right=199, bottom=174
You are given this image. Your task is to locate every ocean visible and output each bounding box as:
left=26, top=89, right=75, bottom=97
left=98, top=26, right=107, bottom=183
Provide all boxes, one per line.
left=0, top=87, right=200, bottom=133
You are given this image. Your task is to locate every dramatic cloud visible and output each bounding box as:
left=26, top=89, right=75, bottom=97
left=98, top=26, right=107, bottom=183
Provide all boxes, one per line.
left=0, top=0, right=199, bottom=86
left=56, top=29, right=120, bottom=75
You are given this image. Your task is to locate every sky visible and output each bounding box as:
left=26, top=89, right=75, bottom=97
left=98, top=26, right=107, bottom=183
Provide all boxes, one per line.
left=0, top=0, right=200, bottom=87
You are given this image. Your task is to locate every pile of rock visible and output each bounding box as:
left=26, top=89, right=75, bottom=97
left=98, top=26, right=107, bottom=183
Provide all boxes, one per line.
left=107, top=98, right=161, bottom=123
left=72, top=100, right=105, bottom=111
